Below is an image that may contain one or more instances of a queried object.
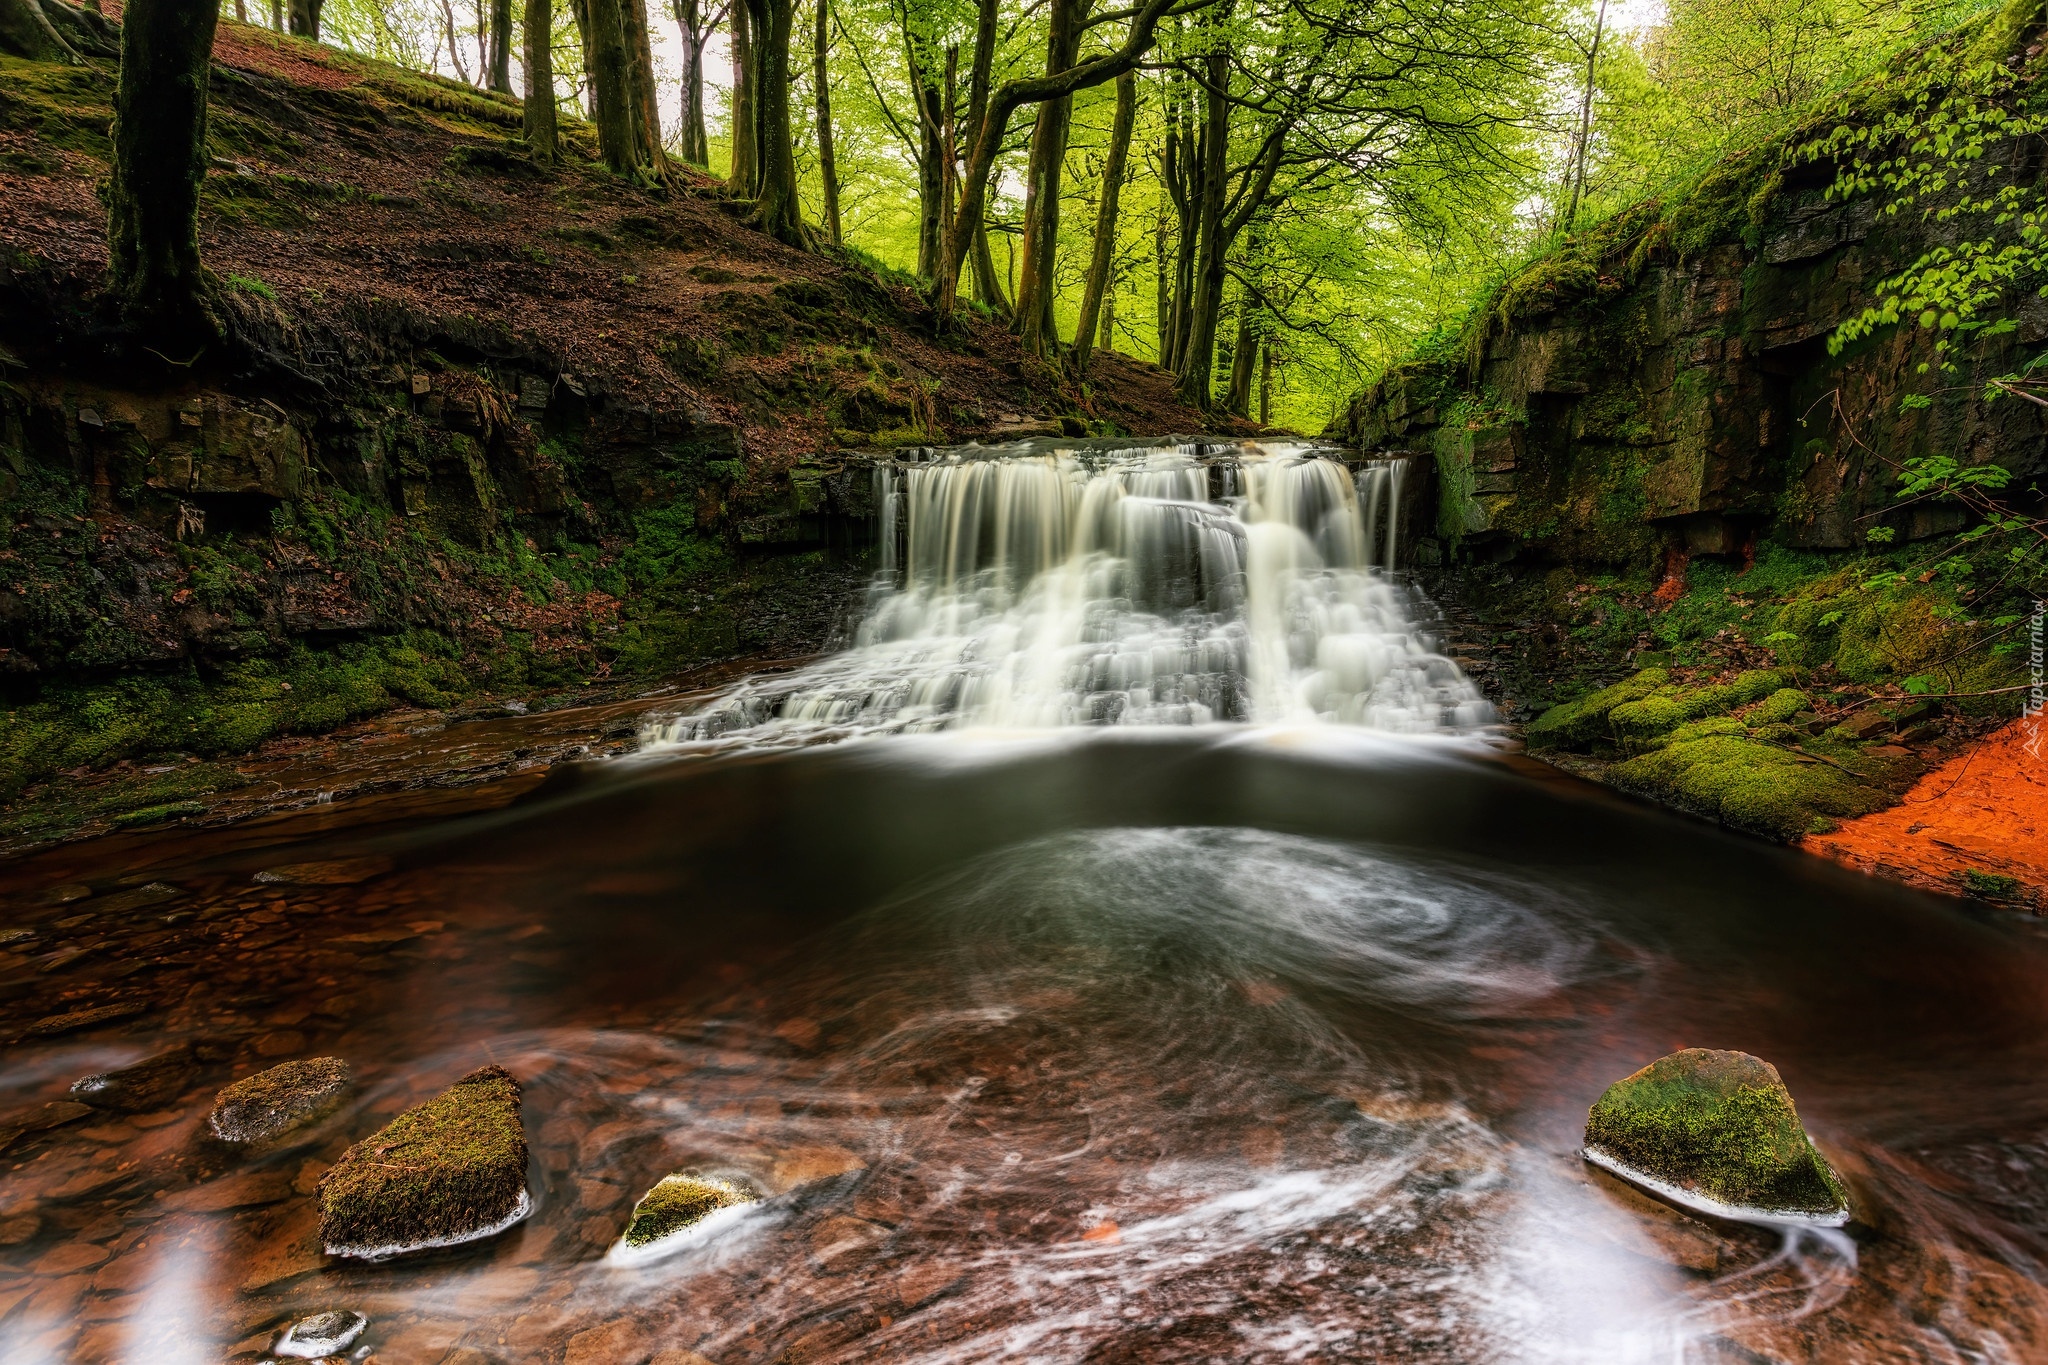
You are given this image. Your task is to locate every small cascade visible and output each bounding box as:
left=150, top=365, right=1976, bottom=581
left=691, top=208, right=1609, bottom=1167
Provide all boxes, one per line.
left=648, top=441, right=1492, bottom=748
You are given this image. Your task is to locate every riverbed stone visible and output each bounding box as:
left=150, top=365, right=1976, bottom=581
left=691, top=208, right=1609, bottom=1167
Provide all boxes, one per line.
left=319, top=1065, right=529, bottom=1258
left=621, top=1174, right=758, bottom=1248
left=210, top=1058, right=353, bottom=1144
left=275, top=1307, right=367, bottom=1358
left=1583, top=1048, right=1848, bottom=1218
left=70, top=1044, right=198, bottom=1112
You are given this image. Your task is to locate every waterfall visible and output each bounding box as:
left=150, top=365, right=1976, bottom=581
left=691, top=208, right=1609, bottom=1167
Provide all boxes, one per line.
left=648, top=442, right=1491, bottom=748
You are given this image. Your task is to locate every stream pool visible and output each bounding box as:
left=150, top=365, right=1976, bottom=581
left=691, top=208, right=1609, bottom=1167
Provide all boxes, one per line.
left=0, top=729, right=2043, bottom=1362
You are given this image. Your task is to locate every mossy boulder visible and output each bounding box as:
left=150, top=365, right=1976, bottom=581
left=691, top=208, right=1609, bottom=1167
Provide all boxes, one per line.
left=1584, top=1048, right=1848, bottom=1220
left=1527, top=668, right=1669, bottom=750
left=319, top=1065, right=529, bottom=1258
left=209, top=1057, right=352, bottom=1144
left=1607, top=669, right=1786, bottom=745
left=622, top=1174, right=759, bottom=1249
left=1609, top=734, right=1885, bottom=839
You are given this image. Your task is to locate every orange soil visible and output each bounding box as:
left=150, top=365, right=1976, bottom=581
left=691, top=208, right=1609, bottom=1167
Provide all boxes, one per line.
left=1805, top=717, right=2048, bottom=904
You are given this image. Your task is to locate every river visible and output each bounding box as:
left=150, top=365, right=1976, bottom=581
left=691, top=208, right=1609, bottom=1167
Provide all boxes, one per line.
left=0, top=442, right=2041, bottom=1362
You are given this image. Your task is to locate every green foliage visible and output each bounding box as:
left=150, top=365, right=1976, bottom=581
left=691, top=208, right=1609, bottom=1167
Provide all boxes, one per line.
left=1959, top=868, right=2025, bottom=898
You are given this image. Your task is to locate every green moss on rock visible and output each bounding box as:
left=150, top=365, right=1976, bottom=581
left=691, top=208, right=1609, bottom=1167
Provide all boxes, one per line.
left=622, top=1173, right=759, bottom=1248
left=1527, top=668, right=1669, bottom=750
left=209, top=1056, right=352, bottom=1145
left=1585, top=1048, right=1848, bottom=1217
left=1608, top=669, right=1787, bottom=744
left=1610, top=734, right=1885, bottom=839
left=319, top=1064, right=528, bottom=1257
left=1744, top=687, right=1811, bottom=728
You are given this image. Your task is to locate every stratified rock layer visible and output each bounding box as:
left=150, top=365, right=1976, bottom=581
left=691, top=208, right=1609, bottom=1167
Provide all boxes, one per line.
left=1585, top=1048, right=1848, bottom=1217
left=209, top=1057, right=352, bottom=1144
left=319, top=1065, right=528, bottom=1257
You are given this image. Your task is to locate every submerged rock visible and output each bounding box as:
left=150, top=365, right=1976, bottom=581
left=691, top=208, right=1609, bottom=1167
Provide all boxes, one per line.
left=1583, top=1048, right=1848, bottom=1221
left=70, top=1044, right=198, bottom=1112
left=275, top=1308, right=367, bottom=1358
left=210, top=1058, right=353, bottom=1144
left=319, top=1065, right=529, bottom=1259
left=621, top=1174, right=758, bottom=1249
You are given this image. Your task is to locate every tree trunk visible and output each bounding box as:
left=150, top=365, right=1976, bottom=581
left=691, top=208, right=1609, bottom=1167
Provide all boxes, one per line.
left=584, top=0, right=642, bottom=175
left=1014, top=0, right=1087, bottom=357
left=1257, top=339, right=1272, bottom=426
left=972, top=222, right=1009, bottom=313
left=673, top=0, right=718, bottom=165
left=1070, top=69, right=1133, bottom=377
left=912, top=58, right=944, bottom=281
left=107, top=0, right=221, bottom=348
left=623, top=0, right=668, bottom=174
left=286, top=0, right=321, bottom=38
left=1224, top=299, right=1255, bottom=416
left=269, top=0, right=281, bottom=30
left=0, top=0, right=79, bottom=61
left=234, top=0, right=246, bottom=23
left=1153, top=211, right=1169, bottom=364
left=523, top=0, right=557, bottom=161
left=812, top=0, right=841, bottom=245
left=745, top=0, right=806, bottom=245
left=487, top=0, right=512, bottom=90
left=1174, top=46, right=1227, bottom=409
left=727, top=0, right=756, bottom=192
left=1100, top=283, right=1115, bottom=356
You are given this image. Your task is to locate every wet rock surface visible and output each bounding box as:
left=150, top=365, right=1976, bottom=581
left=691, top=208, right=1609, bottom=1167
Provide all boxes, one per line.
left=318, top=1065, right=529, bottom=1258
left=274, top=1307, right=367, bottom=1358
left=70, top=1043, right=204, bottom=1113
left=210, top=1058, right=353, bottom=1146
left=1584, top=1048, right=1849, bottom=1218
left=622, top=1175, right=760, bottom=1250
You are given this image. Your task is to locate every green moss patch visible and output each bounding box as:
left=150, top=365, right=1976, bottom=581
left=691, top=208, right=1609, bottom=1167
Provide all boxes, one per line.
left=1527, top=667, right=1669, bottom=751
left=319, top=1064, right=528, bottom=1257
left=1585, top=1048, right=1848, bottom=1218
left=1610, top=734, right=1886, bottom=839
left=1607, top=669, right=1787, bottom=745
left=209, top=1057, right=352, bottom=1145
left=622, top=1173, right=759, bottom=1248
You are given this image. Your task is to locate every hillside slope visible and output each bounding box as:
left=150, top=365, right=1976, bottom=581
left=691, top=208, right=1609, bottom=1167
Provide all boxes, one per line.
left=0, top=16, right=1241, bottom=843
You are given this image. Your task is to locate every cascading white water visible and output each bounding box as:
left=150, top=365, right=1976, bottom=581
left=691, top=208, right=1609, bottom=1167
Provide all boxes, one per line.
left=645, top=441, right=1493, bottom=748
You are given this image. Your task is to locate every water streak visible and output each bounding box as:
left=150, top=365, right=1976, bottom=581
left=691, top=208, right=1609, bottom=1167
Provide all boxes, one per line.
left=648, top=441, right=1490, bottom=749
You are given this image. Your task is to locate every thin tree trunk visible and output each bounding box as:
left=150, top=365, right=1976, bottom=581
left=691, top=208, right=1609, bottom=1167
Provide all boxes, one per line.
left=584, top=0, right=642, bottom=174
left=1070, top=69, right=1133, bottom=376
left=523, top=0, right=558, bottom=160
left=1153, top=210, right=1169, bottom=364
left=972, top=222, right=1009, bottom=312
left=487, top=0, right=512, bottom=89
left=673, top=0, right=720, bottom=164
left=439, top=0, right=472, bottom=81
left=1257, top=339, right=1272, bottom=426
left=234, top=0, right=247, bottom=23
left=1014, top=0, right=1086, bottom=357
left=623, top=0, right=668, bottom=174
left=108, top=0, right=221, bottom=348
left=1100, top=284, right=1115, bottom=356
left=287, top=0, right=321, bottom=38
left=813, top=0, right=841, bottom=245
left=1560, top=0, right=1609, bottom=235
left=1174, top=45, right=1227, bottom=409
left=0, top=0, right=79, bottom=60
left=270, top=0, right=281, bottom=29
left=728, top=0, right=756, bottom=192
left=1224, top=300, right=1255, bottom=416
left=745, top=0, right=806, bottom=245
left=911, top=49, right=944, bottom=281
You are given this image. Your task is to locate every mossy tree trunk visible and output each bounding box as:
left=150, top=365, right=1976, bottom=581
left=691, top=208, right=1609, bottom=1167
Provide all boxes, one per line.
left=1174, top=45, right=1228, bottom=410
left=1224, top=299, right=1256, bottom=416
left=811, top=0, right=841, bottom=246
left=108, top=0, right=221, bottom=349
left=1070, top=68, right=1134, bottom=376
left=0, top=0, right=80, bottom=60
left=744, top=0, right=806, bottom=246
left=285, top=0, right=320, bottom=39
left=1257, top=337, right=1272, bottom=425
left=583, top=0, right=642, bottom=176
left=522, top=0, right=557, bottom=161
left=622, top=0, right=669, bottom=176
left=727, top=0, right=756, bottom=193
left=486, top=0, right=512, bottom=91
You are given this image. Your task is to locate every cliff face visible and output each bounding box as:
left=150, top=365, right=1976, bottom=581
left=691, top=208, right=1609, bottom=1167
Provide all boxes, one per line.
left=1336, top=21, right=2046, bottom=573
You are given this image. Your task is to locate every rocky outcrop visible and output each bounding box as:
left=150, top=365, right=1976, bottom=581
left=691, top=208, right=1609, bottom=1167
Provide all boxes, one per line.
left=1335, top=19, right=2046, bottom=574
left=1584, top=1048, right=1849, bottom=1222
left=318, top=1064, right=528, bottom=1258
